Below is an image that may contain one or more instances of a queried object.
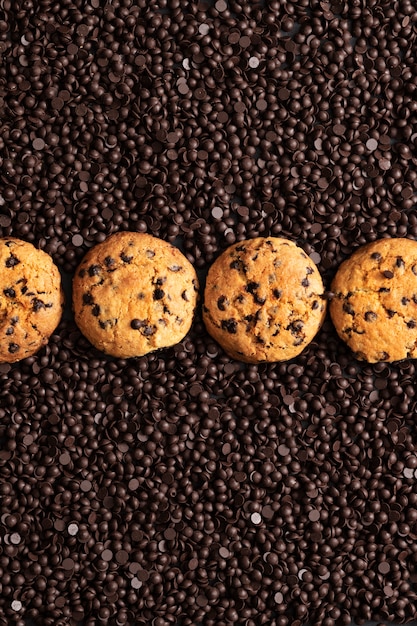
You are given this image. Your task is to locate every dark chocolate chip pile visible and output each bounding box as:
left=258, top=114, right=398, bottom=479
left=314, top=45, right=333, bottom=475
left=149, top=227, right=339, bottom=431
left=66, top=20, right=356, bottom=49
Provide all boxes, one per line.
left=1, top=1, right=417, bottom=625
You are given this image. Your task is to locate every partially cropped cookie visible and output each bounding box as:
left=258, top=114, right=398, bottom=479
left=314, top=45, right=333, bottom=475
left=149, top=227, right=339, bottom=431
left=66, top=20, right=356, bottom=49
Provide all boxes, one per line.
left=203, top=237, right=326, bottom=363
left=0, top=238, right=64, bottom=363
left=73, top=232, right=199, bottom=358
left=330, top=238, right=417, bottom=363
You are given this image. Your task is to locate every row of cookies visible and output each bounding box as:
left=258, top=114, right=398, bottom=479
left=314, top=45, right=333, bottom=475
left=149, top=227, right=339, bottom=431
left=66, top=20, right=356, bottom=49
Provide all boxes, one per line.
left=205, top=236, right=417, bottom=364
left=1, top=234, right=416, bottom=364
left=0, top=233, right=199, bottom=364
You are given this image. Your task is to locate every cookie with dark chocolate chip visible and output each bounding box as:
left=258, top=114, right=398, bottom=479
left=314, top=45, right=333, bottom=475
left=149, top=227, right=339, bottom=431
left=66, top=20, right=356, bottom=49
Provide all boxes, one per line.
left=330, top=238, right=417, bottom=362
left=72, top=232, right=199, bottom=358
left=0, top=237, right=64, bottom=363
left=203, top=237, right=326, bottom=363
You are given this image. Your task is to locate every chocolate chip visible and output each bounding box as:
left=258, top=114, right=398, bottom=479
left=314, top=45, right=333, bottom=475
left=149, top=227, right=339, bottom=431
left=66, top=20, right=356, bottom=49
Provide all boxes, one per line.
left=383, top=270, right=394, bottom=279
left=230, top=259, right=246, bottom=272
left=343, top=302, right=355, bottom=316
left=217, top=296, right=227, bottom=310
left=72, top=234, right=84, bottom=247
left=83, top=293, right=94, bottom=305
left=131, top=319, right=145, bottom=329
left=8, top=342, right=19, bottom=353
left=32, top=137, right=46, bottom=151
left=287, top=320, right=304, bottom=335
left=3, top=287, right=15, bottom=297
left=5, top=254, right=20, bottom=268
left=221, top=319, right=238, bottom=334
left=246, top=281, right=260, bottom=294
left=308, top=509, right=320, bottom=522
left=88, top=264, right=100, bottom=277
left=32, top=298, right=51, bottom=312
left=153, top=288, right=164, bottom=300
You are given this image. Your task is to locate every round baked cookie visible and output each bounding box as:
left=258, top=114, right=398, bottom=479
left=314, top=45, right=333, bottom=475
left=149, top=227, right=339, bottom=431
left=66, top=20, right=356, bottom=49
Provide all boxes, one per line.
left=0, top=237, right=64, bottom=363
left=73, top=232, right=199, bottom=358
left=203, top=237, right=326, bottom=363
left=330, top=238, right=417, bottom=363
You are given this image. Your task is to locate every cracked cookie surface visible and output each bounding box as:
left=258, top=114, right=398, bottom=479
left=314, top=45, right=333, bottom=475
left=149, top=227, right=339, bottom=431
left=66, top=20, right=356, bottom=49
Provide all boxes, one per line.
left=330, top=238, right=417, bottom=362
left=0, top=237, right=64, bottom=362
left=73, top=232, right=199, bottom=358
left=203, top=237, right=326, bottom=363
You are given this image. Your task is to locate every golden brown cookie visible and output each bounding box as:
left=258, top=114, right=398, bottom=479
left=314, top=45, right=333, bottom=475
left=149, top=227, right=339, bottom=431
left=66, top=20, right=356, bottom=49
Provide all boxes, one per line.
left=330, top=238, right=417, bottom=363
left=0, top=238, right=64, bottom=363
left=203, top=237, right=326, bottom=363
left=73, top=232, right=199, bottom=358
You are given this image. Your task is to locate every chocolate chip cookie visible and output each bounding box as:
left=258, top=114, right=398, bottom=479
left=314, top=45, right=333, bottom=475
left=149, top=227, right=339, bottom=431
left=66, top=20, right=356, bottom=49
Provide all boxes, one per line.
left=72, top=232, right=199, bottom=358
left=203, top=237, right=326, bottom=363
left=330, top=237, right=417, bottom=362
left=0, top=237, right=64, bottom=363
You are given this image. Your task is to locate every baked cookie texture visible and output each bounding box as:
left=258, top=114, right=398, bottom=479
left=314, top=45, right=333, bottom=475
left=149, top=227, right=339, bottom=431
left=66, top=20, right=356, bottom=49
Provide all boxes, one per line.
left=203, top=237, right=326, bottom=363
left=73, top=231, right=199, bottom=358
left=330, top=238, right=417, bottom=363
left=0, top=237, right=64, bottom=363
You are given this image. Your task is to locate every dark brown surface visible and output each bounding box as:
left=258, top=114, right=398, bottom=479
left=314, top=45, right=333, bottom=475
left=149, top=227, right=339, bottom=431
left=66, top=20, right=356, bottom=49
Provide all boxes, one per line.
left=1, top=0, right=417, bottom=625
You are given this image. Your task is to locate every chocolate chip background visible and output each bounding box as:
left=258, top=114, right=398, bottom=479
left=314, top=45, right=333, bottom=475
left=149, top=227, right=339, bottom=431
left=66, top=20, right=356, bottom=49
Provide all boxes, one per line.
left=1, top=0, right=417, bottom=625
